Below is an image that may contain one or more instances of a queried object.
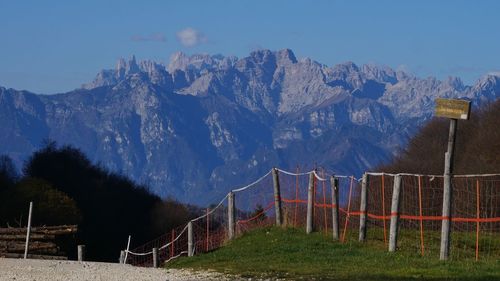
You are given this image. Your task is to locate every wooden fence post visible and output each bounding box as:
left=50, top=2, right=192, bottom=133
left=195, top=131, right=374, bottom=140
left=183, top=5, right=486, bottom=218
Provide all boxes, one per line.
left=306, top=172, right=315, bottom=234
left=77, top=245, right=85, bottom=261
left=23, top=202, right=33, bottom=259
left=359, top=173, right=369, bottom=242
left=389, top=174, right=402, bottom=252
left=440, top=120, right=456, bottom=261
left=331, top=176, right=340, bottom=240
left=272, top=168, right=283, bottom=226
left=152, top=247, right=158, bottom=268
left=188, top=221, right=193, bottom=257
left=228, top=192, right=236, bottom=240
left=119, top=250, right=125, bottom=264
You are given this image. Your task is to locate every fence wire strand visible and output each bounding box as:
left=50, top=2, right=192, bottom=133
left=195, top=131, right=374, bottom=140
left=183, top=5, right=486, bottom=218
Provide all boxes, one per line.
left=127, top=168, right=500, bottom=267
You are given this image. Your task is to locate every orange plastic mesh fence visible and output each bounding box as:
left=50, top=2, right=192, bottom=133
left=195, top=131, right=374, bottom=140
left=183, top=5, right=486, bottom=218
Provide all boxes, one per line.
left=279, top=168, right=362, bottom=242
left=128, top=168, right=500, bottom=267
left=279, top=167, right=311, bottom=228
left=365, top=175, right=394, bottom=245
left=127, top=223, right=188, bottom=267
left=191, top=202, right=229, bottom=256
left=365, top=174, right=500, bottom=260
left=235, top=171, right=275, bottom=235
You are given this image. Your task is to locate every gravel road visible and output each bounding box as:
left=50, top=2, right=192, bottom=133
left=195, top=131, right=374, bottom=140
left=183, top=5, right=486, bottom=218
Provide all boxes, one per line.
left=0, top=258, right=234, bottom=281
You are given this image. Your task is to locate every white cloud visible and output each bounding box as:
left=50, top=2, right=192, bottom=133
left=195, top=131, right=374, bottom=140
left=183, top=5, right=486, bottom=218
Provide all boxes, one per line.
left=176, top=27, right=207, bottom=47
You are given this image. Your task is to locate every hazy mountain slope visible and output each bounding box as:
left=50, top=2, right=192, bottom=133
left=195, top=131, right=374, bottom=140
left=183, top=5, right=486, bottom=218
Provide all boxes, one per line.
left=1, top=49, right=498, bottom=204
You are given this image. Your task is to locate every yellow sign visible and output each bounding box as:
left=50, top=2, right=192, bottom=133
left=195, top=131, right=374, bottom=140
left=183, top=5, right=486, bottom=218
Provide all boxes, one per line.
left=435, top=98, right=471, bottom=120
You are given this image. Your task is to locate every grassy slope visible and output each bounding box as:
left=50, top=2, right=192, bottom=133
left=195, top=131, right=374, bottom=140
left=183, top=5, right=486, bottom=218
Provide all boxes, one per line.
left=168, top=227, right=500, bottom=281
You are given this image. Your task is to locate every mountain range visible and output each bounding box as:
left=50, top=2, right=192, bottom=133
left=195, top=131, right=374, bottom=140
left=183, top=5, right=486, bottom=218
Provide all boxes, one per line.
left=1, top=49, right=499, bottom=204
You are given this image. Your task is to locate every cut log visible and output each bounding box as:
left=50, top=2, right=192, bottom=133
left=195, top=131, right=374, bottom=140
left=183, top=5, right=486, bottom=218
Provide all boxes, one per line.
left=0, top=225, right=77, bottom=235
left=0, top=225, right=75, bottom=258
left=0, top=234, right=56, bottom=241
left=0, top=241, right=58, bottom=254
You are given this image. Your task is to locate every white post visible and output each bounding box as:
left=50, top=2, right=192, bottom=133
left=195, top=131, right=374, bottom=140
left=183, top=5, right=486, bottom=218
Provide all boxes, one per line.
left=306, top=172, right=315, bottom=234
left=23, top=201, right=33, bottom=259
left=389, top=175, right=402, bottom=252
left=124, top=235, right=131, bottom=264
left=359, top=173, right=368, bottom=242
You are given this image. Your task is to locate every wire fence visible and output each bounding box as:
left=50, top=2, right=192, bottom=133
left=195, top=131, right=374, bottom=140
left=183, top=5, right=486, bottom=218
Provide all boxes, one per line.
left=125, top=168, right=500, bottom=267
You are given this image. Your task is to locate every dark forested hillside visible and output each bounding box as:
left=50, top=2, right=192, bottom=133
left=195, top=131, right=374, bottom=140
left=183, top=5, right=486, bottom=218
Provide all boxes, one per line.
left=0, top=143, right=198, bottom=261
left=380, top=99, right=500, bottom=174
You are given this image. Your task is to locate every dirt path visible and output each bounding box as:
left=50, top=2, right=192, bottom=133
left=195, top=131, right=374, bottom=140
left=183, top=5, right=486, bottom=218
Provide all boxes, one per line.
left=0, top=258, right=234, bottom=281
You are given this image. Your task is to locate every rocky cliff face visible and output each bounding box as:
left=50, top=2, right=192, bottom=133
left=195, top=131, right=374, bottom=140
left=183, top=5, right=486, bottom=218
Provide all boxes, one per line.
left=1, top=49, right=498, bottom=204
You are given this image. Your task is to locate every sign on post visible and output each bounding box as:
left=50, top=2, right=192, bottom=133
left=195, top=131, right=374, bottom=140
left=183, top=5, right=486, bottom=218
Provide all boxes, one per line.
left=435, top=98, right=471, bottom=120
left=435, top=98, right=470, bottom=261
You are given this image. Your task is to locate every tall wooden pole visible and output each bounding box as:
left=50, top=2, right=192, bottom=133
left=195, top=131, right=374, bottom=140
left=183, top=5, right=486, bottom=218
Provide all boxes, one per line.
left=272, top=168, right=283, bottom=226
left=23, top=202, right=33, bottom=259
left=359, top=174, right=369, bottom=242
left=440, top=119, right=457, bottom=260
left=331, top=176, right=340, bottom=240
left=187, top=221, right=193, bottom=257
left=228, top=192, right=236, bottom=240
left=389, top=175, right=402, bottom=252
left=206, top=208, right=210, bottom=252
left=306, top=172, right=315, bottom=234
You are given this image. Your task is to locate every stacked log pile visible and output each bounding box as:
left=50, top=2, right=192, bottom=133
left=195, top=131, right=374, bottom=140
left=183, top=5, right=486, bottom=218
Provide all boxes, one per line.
left=0, top=225, right=77, bottom=260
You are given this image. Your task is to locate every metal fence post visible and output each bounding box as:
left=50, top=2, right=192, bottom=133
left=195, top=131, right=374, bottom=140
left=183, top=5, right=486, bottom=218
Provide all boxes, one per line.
left=359, top=173, right=369, bottom=242
left=389, top=174, right=402, bottom=252
left=331, top=176, right=340, bottom=240
left=306, top=172, right=315, bottom=234
left=272, top=168, right=283, bottom=226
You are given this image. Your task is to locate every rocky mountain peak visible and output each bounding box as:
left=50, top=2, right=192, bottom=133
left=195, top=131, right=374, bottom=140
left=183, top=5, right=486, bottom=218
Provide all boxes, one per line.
left=471, top=73, right=500, bottom=102
left=361, top=64, right=398, bottom=84
left=167, top=51, right=190, bottom=72
left=167, top=52, right=224, bottom=73
left=276, top=48, right=298, bottom=65
left=249, top=49, right=275, bottom=64
left=3, top=48, right=500, bottom=204
left=479, top=73, right=500, bottom=86
left=83, top=56, right=170, bottom=90
left=444, top=76, right=465, bottom=91
left=118, top=55, right=140, bottom=77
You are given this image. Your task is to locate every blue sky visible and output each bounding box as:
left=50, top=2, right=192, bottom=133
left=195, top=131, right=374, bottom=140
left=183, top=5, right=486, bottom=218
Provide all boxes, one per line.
left=1, top=0, right=500, bottom=94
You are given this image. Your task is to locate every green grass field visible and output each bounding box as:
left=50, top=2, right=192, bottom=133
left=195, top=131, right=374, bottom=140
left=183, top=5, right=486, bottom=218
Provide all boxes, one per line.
left=167, top=227, right=500, bottom=280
